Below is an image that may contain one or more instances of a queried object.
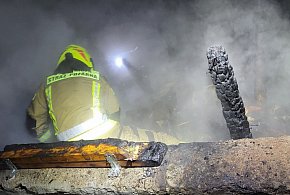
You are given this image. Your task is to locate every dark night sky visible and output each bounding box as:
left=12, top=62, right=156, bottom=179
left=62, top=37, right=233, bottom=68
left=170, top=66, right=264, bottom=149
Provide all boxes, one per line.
left=1, top=0, right=290, bottom=150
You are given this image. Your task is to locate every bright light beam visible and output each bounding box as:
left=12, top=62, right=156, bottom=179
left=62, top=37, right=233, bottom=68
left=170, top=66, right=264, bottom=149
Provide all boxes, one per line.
left=115, top=57, right=124, bottom=67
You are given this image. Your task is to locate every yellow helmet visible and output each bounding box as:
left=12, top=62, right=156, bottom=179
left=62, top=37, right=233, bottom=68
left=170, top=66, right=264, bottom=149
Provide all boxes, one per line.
left=57, top=45, right=94, bottom=68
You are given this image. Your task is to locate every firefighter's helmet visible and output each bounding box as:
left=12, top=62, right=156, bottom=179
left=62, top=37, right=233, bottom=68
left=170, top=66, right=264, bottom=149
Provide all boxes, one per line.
left=57, top=45, right=94, bottom=68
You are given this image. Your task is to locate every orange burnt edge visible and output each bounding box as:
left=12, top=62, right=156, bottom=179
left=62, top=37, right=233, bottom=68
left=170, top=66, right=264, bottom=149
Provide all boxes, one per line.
left=0, top=138, right=167, bottom=169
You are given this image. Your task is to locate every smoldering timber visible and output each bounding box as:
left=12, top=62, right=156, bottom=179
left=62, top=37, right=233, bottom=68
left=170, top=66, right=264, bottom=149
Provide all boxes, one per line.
left=206, top=45, right=252, bottom=139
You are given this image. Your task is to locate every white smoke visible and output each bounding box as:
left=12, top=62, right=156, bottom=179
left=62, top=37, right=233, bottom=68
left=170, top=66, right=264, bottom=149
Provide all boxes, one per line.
left=0, top=0, right=290, bottom=149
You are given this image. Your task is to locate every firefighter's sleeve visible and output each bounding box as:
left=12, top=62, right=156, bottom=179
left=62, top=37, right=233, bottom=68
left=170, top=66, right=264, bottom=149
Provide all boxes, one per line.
left=27, top=83, right=50, bottom=141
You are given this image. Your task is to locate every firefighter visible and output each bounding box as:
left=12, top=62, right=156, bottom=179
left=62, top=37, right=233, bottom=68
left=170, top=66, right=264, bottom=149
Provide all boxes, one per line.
left=27, top=44, right=180, bottom=144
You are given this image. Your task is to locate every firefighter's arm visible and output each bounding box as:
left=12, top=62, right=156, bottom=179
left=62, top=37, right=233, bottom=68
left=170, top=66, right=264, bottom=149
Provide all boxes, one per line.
left=27, top=83, right=51, bottom=142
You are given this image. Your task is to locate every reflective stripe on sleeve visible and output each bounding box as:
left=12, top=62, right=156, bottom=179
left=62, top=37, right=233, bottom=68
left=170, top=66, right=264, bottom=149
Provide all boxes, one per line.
left=45, top=86, right=59, bottom=133
left=68, top=119, right=118, bottom=141
left=38, top=129, right=52, bottom=143
left=56, top=112, right=108, bottom=141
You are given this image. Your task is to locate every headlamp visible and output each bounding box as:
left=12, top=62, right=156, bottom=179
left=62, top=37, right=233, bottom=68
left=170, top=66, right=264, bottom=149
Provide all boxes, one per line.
left=114, top=57, right=124, bottom=67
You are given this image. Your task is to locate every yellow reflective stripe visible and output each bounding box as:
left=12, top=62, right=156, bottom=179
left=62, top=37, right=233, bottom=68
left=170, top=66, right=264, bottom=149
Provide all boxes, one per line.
left=97, top=82, right=101, bottom=108
left=56, top=113, right=114, bottom=141
left=47, top=70, right=99, bottom=85
left=38, top=129, right=52, bottom=143
left=92, top=80, right=101, bottom=118
left=92, top=80, right=96, bottom=107
left=67, top=119, right=118, bottom=141
left=45, top=86, right=59, bottom=133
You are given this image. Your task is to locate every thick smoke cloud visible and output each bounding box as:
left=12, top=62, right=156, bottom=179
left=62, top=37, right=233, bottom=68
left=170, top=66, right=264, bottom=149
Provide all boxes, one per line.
left=0, top=0, right=290, bottom=149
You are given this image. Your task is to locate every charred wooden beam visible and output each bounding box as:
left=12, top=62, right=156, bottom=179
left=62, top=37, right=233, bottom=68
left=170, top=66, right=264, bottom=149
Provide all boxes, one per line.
left=0, top=139, right=167, bottom=169
left=1, top=136, right=290, bottom=194
left=206, top=46, right=252, bottom=139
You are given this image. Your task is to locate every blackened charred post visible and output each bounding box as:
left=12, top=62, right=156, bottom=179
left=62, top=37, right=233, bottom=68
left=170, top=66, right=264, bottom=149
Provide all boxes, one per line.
left=206, top=46, right=252, bottom=139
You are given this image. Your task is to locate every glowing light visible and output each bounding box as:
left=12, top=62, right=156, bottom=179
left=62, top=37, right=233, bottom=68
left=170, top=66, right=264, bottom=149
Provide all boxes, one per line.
left=115, top=57, right=124, bottom=67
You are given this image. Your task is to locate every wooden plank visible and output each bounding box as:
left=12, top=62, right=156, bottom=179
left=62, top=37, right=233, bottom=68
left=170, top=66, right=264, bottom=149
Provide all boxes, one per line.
left=5, top=160, right=156, bottom=169
left=0, top=139, right=167, bottom=169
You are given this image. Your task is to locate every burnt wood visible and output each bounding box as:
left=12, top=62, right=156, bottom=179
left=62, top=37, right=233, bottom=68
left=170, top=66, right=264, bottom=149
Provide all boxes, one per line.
left=0, top=139, right=167, bottom=169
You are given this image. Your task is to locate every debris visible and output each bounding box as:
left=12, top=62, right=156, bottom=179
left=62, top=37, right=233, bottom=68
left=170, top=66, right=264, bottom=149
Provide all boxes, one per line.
left=105, top=153, right=121, bottom=177
left=3, top=159, right=17, bottom=180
